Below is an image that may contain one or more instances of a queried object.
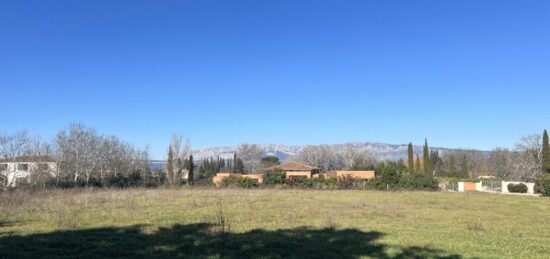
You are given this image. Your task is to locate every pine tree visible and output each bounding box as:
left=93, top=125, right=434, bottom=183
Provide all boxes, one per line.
left=543, top=129, right=550, bottom=174
left=461, top=154, right=469, bottom=178
left=407, top=143, right=414, bottom=173
left=415, top=154, right=421, bottom=173
left=448, top=154, right=457, bottom=178
left=187, top=155, right=194, bottom=186
left=234, top=158, right=245, bottom=173
left=233, top=153, right=238, bottom=173
left=430, top=150, right=444, bottom=175
left=423, top=139, right=432, bottom=176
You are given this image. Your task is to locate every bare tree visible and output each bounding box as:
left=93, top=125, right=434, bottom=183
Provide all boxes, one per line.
left=296, top=144, right=375, bottom=171
left=486, top=148, right=512, bottom=179
left=55, top=123, right=151, bottom=186
left=0, top=131, right=31, bottom=189
left=511, top=134, right=542, bottom=181
left=238, top=144, right=263, bottom=173
left=165, top=134, right=191, bottom=185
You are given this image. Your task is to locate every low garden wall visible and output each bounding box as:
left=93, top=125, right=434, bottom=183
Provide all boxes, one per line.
left=502, top=181, right=535, bottom=194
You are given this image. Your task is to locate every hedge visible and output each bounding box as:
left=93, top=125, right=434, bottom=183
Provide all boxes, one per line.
left=507, top=183, right=528, bottom=193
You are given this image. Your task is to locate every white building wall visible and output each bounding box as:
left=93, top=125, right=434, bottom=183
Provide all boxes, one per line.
left=458, top=182, right=465, bottom=192
left=502, top=181, right=535, bottom=194
left=1, top=161, right=57, bottom=187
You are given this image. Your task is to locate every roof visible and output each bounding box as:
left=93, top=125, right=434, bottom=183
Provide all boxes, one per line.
left=268, top=162, right=318, bottom=171
left=0, top=155, right=57, bottom=163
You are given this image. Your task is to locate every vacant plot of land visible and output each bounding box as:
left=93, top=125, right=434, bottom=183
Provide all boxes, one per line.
left=0, top=189, right=548, bottom=258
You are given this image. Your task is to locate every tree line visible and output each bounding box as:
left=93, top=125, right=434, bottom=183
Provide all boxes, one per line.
left=2, top=124, right=549, bottom=189
left=1, top=123, right=151, bottom=189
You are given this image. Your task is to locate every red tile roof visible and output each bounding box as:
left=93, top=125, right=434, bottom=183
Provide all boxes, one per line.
left=268, top=162, right=318, bottom=171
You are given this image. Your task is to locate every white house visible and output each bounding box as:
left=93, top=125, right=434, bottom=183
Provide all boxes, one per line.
left=0, top=156, right=58, bottom=187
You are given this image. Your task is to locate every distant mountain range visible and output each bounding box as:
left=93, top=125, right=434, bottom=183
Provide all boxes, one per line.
left=149, top=142, right=488, bottom=170
left=190, top=142, right=486, bottom=162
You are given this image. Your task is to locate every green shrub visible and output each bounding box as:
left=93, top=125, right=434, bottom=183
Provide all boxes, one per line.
left=262, top=171, right=286, bottom=186
left=367, top=178, right=387, bottom=190
left=399, top=174, right=439, bottom=191
left=325, top=176, right=338, bottom=189
left=221, top=176, right=258, bottom=188
left=87, top=176, right=104, bottom=188
left=284, top=176, right=313, bottom=188
left=541, top=174, right=550, bottom=196
left=336, top=175, right=353, bottom=189
left=507, top=183, right=528, bottom=193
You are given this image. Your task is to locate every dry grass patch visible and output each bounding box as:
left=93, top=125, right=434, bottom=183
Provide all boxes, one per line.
left=1, top=188, right=549, bottom=258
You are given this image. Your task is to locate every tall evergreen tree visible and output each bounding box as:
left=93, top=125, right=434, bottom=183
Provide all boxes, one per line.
left=415, top=154, right=421, bottom=172
left=448, top=154, right=457, bottom=177
left=543, top=129, right=550, bottom=174
left=460, top=154, right=469, bottom=178
left=423, top=139, right=432, bottom=176
left=232, top=152, right=238, bottom=173
left=407, top=143, right=414, bottom=173
left=187, top=155, right=194, bottom=186
left=430, top=150, right=444, bottom=175
left=234, top=158, right=245, bottom=173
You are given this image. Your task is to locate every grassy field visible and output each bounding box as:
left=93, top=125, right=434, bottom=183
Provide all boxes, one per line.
left=0, top=188, right=548, bottom=258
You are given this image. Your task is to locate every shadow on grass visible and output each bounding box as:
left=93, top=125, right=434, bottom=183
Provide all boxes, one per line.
left=0, top=223, right=463, bottom=259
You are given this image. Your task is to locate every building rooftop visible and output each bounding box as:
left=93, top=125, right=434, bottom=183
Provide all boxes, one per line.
left=267, top=161, right=319, bottom=171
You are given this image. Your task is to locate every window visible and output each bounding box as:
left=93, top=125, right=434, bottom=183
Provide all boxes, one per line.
left=38, top=163, right=49, bottom=170
left=17, top=164, right=29, bottom=171
left=0, top=164, right=7, bottom=171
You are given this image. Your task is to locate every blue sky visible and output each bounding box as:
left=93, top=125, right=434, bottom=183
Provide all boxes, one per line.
left=1, top=1, right=549, bottom=159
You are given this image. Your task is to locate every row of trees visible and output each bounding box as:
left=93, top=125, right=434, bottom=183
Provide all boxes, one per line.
left=407, top=140, right=469, bottom=178
left=163, top=139, right=260, bottom=185
left=1, top=124, right=151, bottom=189
left=404, top=131, right=550, bottom=181
left=295, top=144, right=376, bottom=171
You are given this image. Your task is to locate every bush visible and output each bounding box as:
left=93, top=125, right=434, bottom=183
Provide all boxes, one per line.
left=307, top=175, right=338, bottom=189
left=284, top=176, right=313, bottom=188
left=374, top=162, right=403, bottom=187
left=87, top=176, right=104, bottom=188
left=507, top=183, right=528, bottom=193
left=45, top=178, right=77, bottom=189
left=143, top=177, right=161, bottom=188
left=541, top=174, right=550, bottom=197
left=366, top=178, right=387, bottom=190
left=399, top=174, right=439, bottom=191
left=338, top=175, right=357, bottom=189
left=262, top=171, right=286, bottom=186
left=221, top=176, right=258, bottom=188
left=326, top=176, right=338, bottom=188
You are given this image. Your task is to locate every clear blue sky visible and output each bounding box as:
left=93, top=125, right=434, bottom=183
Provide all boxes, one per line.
left=1, top=1, right=549, bottom=159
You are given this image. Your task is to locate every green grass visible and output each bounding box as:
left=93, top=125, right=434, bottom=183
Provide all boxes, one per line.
left=1, top=188, right=549, bottom=258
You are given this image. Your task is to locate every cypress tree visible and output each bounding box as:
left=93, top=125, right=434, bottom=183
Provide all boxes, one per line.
left=461, top=154, right=469, bottom=178
left=415, top=154, right=421, bottom=173
left=423, top=139, right=431, bottom=176
left=187, top=155, right=194, bottom=186
left=543, top=129, right=550, bottom=174
left=407, top=143, right=414, bottom=173
left=234, top=158, right=245, bottom=173
left=448, top=154, right=457, bottom=178
left=233, top=152, right=238, bottom=173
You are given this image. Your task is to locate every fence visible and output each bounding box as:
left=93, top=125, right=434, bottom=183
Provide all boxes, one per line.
left=481, top=179, right=502, bottom=192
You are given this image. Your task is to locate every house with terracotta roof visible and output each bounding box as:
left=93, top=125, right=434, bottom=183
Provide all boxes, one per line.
left=0, top=156, right=58, bottom=187
left=266, top=161, right=320, bottom=179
